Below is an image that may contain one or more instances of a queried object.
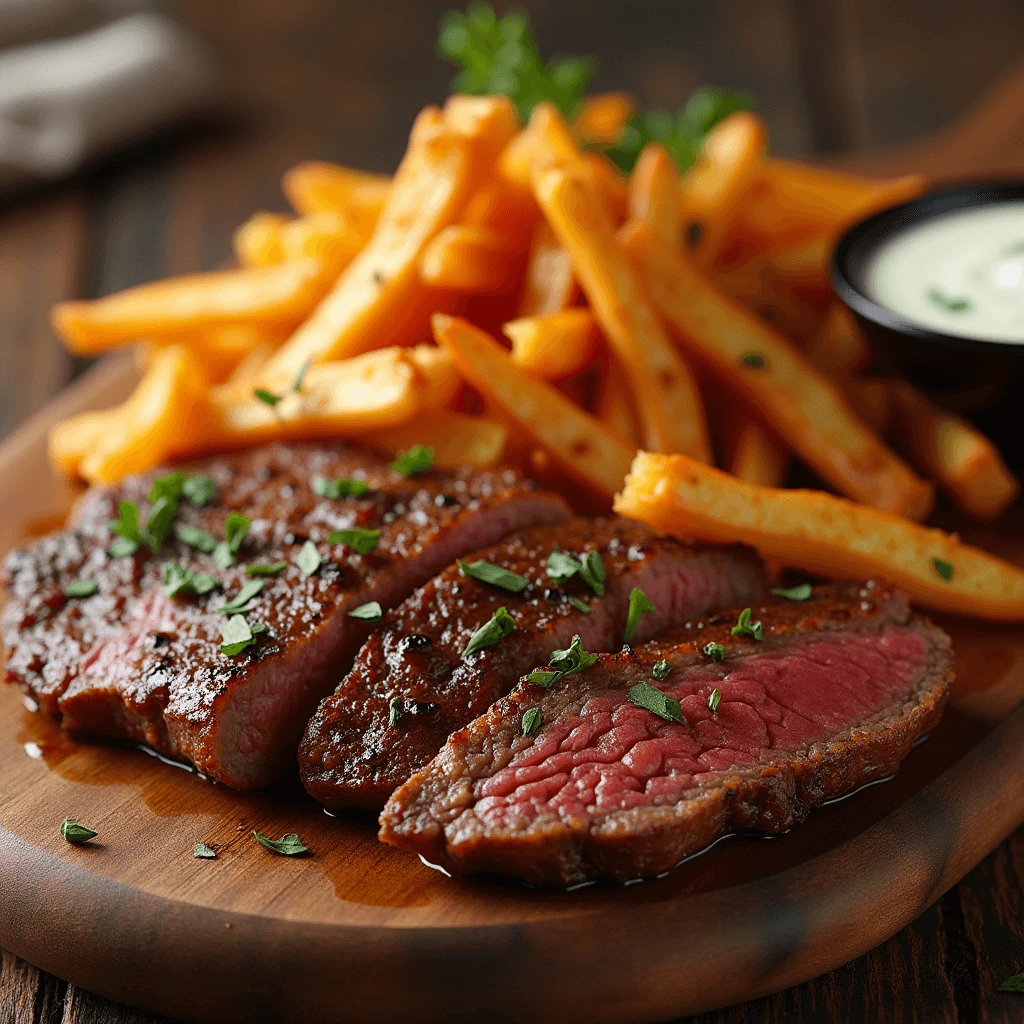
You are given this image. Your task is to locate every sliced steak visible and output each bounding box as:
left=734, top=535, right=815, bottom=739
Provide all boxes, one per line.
left=380, top=582, right=953, bottom=887
left=3, top=443, right=570, bottom=788
left=299, top=518, right=766, bottom=810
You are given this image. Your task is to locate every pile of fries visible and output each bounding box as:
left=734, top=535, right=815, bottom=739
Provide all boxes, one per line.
left=47, top=90, right=1024, bottom=620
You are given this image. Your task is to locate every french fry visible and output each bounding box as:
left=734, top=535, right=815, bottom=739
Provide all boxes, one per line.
left=281, top=161, right=391, bottom=237
left=221, top=342, right=275, bottom=397
left=261, top=99, right=517, bottom=383
left=418, top=225, right=518, bottom=293
left=841, top=375, right=892, bottom=434
left=532, top=163, right=712, bottom=462
left=517, top=219, right=578, bottom=315
left=278, top=211, right=370, bottom=268
left=582, top=151, right=629, bottom=225
left=432, top=314, right=634, bottom=498
left=616, top=451, right=1024, bottom=621
left=147, top=325, right=283, bottom=385
left=628, top=143, right=681, bottom=246
left=594, top=352, right=641, bottom=446
left=406, top=344, right=463, bottom=410
left=503, top=309, right=600, bottom=381
left=713, top=234, right=833, bottom=309
left=728, top=415, right=790, bottom=489
left=680, top=111, right=768, bottom=268
left=620, top=220, right=933, bottom=518
left=890, top=381, right=1019, bottom=521
left=805, top=302, right=874, bottom=375
left=573, top=92, right=635, bottom=147
left=461, top=178, right=538, bottom=249
left=234, top=212, right=290, bottom=267
left=356, top=411, right=507, bottom=470
left=52, top=259, right=329, bottom=356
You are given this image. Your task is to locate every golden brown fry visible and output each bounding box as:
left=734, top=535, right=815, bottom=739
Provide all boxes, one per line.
left=680, top=111, right=768, bottom=268
left=233, top=212, right=290, bottom=267
left=594, top=352, right=641, bottom=446
left=405, top=344, right=463, bottom=410
left=805, top=302, right=874, bottom=375
left=572, top=91, right=635, bottom=147
left=261, top=99, right=517, bottom=383
left=418, top=225, right=518, bottom=293
left=840, top=375, right=892, bottom=434
left=728, top=415, right=790, bottom=488
left=628, top=143, right=681, bottom=246
left=533, top=163, right=712, bottom=462
left=356, top=411, right=507, bottom=470
left=616, top=451, right=1024, bottom=621
left=620, top=220, right=933, bottom=518
left=52, top=259, right=328, bottom=357
left=461, top=178, right=538, bottom=248
left=517, top=219, right=578, bottom=315
left=582, top=151, right=629, bottom=225
left=221, top=342, right=275, bottom=397
left=432, top=313, right=634, bottom=498
left=503, top=309, right=600, bottom=382
left=890, top=381, right=1019, bottom=520
left=281, top=160, right=391, bottom=236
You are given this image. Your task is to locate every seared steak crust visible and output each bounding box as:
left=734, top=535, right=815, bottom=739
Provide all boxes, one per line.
left=380, top=583, right=953, bottom=887
left=3, top=443, right=570, bottom=788
left=300, top=518, right=766, bottom=810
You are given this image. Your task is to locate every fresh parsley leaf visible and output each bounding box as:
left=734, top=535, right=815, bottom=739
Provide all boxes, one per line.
left=60, top=818, right=97, bottom=843
left=252, top=831, right=308, bottom=856
left=64, top=579, right=98, bottom=598
left=163, top=563, right=220, bottom=599
left=741, top=352, right=767, bottom=369
left=652, top=659, right=671, bottom=681
left=220, top=614, right=268, bottom=656
left=771, top=583, right=813, bottom=601
left=703, top=641, right=725, bottom=662
left=548, top=634, right=597, bottom=677
left=546, top=550, right=581, bottom=585
left=579, top=550, right=606, bottom=596
left=707, top=687, right=722, bottom=714
left=246, top=561, right=287, bottom=576
left=296, top=540, right=322, bottom=577
left=145, top=496, right=179, bottom=550
left=458, top=559, right=529, bottom=593
left=568, top=595, right=591, bottom=613
left=526, top=669, right=560, bottom=687
left=175, top=523, right=218, bottom=553
left=149, top=470, right=186, bottom=505
left=328, top=528, right=379, bottom=555
left=213, top=512, right=251, bottom=569
left=521, top=707, right=542, bottom=736
left=313, top=476, right=370, bottom=499
left=463, top=605, right=515, bottom=657
left=293, top=356, right=312, bottom=393
left=1000, top=971, right=1024, bottom=993
left=109, top=500, right=146, bottom=555
left=348, top=601, right=383, bottom=622
left=933, top=558, right=954, bottom=581
left=628, top=681, right=684, bottom=724
left=388, top=696, right=403, bottom=727
left=623, top=586, right=655, bottom=644
left=927, top=288, right=971, bottom=314
left=254, top=388, right=282, bottom=407
left=390, top=444, right=434, bottom=475
left=182, top=474, right=217, bottom=507
left=217, top=579, right=265, bottom=615
left=194, top=842, right=217, bottom=859
left=107, top=536, right=139, bottom=558
left=731, top=607, right=763, bottom=640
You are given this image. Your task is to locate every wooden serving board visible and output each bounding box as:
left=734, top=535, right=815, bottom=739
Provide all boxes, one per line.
left=5, top=80, right=1024, bottom=1018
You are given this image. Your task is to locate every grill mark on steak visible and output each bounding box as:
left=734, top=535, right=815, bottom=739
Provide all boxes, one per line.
left=2, top=443, right=570, bottom=789
left=379, top=582, right=953, bottom=887
left=299, top=518, right=766, bottom=810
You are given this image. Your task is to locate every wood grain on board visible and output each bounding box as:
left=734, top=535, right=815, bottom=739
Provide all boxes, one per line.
left=3, top=1, right=1024, bottom=1022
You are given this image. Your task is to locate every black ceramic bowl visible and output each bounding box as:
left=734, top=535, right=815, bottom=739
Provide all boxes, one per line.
left=832, top=182, right=1024, bottom=442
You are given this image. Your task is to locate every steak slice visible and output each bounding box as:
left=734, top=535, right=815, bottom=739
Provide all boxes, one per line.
left=299, top=518, right=766, bottom=810
left=3, top=443, right=570, bottom=788
left=380, top=582, right=953, bottom=887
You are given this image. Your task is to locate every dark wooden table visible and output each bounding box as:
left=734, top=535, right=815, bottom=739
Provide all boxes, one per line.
left=3, top=1, right=1024, bottom=1020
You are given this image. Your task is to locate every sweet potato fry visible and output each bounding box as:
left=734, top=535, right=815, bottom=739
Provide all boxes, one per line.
left=281, top=160, right=391, bottom=236
left=532, top=163, right=712, bottom=462
left=628, top=143, right=681, bottom=246
left=805, top=302, right=874, bottom=375
left=517, top=219, right=577, bottom=315
left=620, top=220, right=933, bottom=518
left=233, top=212, right=290, bottom=267
left=52, top=259, right=329, bottom=356
left=573, top=91, right=635, bottom=147
left=432, top=314, right=634, bottom=497
left=261, top=99, right=517, bottom=383
left=616, top=451, right=1024, bottom=621
left=418, top=225, right=518, bottom=293
left=356, top=411, right=507, bottom=470
left=503, top=309, right=600, bottom=381
left=890, top=381, right=1019, bottom=520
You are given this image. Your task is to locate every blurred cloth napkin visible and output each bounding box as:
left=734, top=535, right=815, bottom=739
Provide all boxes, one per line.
left=0, top=0, right=214, bottom=189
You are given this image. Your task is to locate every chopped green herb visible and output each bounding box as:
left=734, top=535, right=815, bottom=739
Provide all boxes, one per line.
left=390, top=444, right=434, bottom=475
left=741, top=352, right=767, bottom=369
left=463, top=605, right=515, bottom=657
left=628, top=681, right=684, bottom=724
left=1000, top=971, right=1024, bottom=993
left=163, top=563, right=220, bottom=599
left=313, top=476, right=370, bottom=499
left=703, top=641, right=725, bottom=662
left=546, top=550, right=582, bottom=585
left=933, top=557, right=954, bottom=581
left=652, top=659, right=671, bottom=681
left=182, top=474, right=217, bottom=507
left=348, top=601, right=383, bottom=622
left=623, top=586, right=655, bottom=644
left=371, top=270, right=386, bottom=287
left=771, top=583, right=813, bottom=602
left=458, top=559, right=529, bottom=593
left=521, top=707, right=542, bottom=736
left=107, top=536, right=140, bottom=558
left=548, top=634, right=597, bottom=677
left=220, top=615, right=268, bottom=656
left=246, top=561, right=287, bottom=576
left=254, top=388, right=282, bottom=407
left=388, top=696, right=403, bottom=727
left=146, top=496, right=180, bottom=550
left=60, top=818, right=97, bottom=844
left=175, top=523, right=218, bottom=553
left=149, top=470, right=186, bottom=505
left=296, top=540, right=322, bottom=577
left=64, top=579, right=98, bottom=598
left=213, top=512, right=251, bottom=569
left=707, top=687, right=722, bottom=714
left=108, top=500, right=146, bottom=556
left=328, top=528, right=380, bottom=554
left=293, top=357, right=312, bottom=393
left=731, top=607, right=763, bottom=640
left=252, top=831, right=308, bottom=856
left=1002, top=240, right=1024, bottom=258
left=526, top=669, right=561, bottom=687
left=927, top=288, right=971, bottom=314
left=568, top=595, right=591, bottom=613
left=579, top=550, right=606, bottom=596
left=216, top=579, right=265, bottom=615
left=193, top=842, right=217, bottom=860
